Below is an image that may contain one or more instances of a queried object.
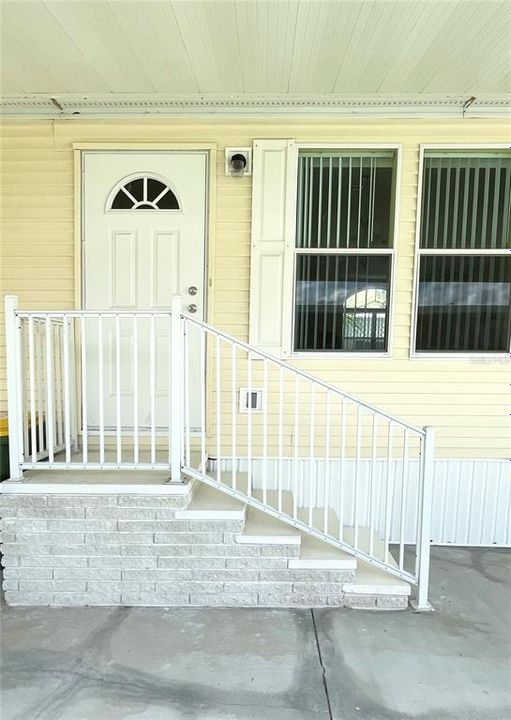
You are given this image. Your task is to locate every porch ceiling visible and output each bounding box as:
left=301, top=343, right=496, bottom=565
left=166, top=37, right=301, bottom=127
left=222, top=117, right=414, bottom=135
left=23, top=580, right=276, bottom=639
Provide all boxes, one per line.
left=1, top=0, right=510, bottom=117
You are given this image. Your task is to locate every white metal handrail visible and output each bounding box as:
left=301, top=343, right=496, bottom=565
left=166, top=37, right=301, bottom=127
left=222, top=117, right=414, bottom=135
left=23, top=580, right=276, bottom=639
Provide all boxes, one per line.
left=177, top=299, right=434, bottom=608
left=4, top=294, right=434, bottom=609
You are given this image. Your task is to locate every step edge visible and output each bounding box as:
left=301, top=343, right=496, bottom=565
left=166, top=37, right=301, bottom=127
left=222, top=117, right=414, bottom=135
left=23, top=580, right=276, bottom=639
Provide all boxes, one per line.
left=342, top=582, right=411, bottom=596
left=289, top=558, right=357, bottom=570
left=236, top=534, right=301, bottom=546
left=174, top=510, right=245, bottom=521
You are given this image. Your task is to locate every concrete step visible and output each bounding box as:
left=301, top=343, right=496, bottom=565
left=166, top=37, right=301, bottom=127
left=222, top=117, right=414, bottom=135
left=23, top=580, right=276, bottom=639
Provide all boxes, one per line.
left=342, top=560, right=411, bottom=610
left=290, top=535, right=357, bottom=571
left=177, top=483, right=246, bottom=522
left=236, top=507, right=301, bottom=546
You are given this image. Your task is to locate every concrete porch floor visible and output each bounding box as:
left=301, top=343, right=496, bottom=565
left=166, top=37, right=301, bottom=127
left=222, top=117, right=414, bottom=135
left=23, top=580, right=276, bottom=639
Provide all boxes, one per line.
left=1, top=548, right=510, bottom=720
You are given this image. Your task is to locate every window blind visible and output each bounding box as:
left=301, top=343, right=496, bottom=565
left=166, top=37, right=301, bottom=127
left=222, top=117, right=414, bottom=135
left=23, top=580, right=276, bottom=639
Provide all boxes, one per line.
left=296, top=153, right=394, bottom=250
left=420, top=155, right=511, bottom=250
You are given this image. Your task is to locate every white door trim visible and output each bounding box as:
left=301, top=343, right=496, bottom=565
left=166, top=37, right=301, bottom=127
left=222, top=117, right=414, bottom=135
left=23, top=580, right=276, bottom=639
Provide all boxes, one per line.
left=73, top=143, right=216, bottom=317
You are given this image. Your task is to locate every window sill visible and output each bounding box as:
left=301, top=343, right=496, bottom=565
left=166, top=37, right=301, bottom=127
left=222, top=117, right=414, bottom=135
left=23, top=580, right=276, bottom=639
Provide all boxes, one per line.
left=410, top=352, right=509, bottom=360
left=283, top=351, right=392, bottom=360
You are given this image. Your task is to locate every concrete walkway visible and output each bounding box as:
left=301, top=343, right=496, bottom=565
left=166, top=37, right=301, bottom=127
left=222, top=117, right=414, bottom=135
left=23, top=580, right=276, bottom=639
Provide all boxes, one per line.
left=1, top=548, right=510, bottom=720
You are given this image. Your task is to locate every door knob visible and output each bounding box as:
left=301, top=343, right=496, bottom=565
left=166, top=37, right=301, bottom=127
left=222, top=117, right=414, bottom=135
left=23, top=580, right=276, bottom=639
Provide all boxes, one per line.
left=188, top=286, right=198, bottom=296
left=187, top=304, right=197, bottom=314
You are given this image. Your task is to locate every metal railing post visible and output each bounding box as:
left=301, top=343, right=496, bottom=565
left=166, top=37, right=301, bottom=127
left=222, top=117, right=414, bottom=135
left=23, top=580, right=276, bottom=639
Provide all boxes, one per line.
left=413, top=426, right=435, bottom=611
left=171, top=295, right=184, bottom=482
left=4, top=295, right=23, bottom=480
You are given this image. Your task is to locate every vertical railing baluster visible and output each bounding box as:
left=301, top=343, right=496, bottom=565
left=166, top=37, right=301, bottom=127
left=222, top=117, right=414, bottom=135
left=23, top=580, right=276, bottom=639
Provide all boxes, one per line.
left=115, top=315, right=121, bottom=465
left=81, top=316, right=88, bottom=465
left=133, top=315, right=139, bottom=466
left=37, top=320, right=45, bottom=458
left=45, top=316, right=54, bottom=464
left=216, top=335, right=222, bottom=486
left=353, top=405, right=361, bottom=549
left=69, top=318, right=78, bottom=453
left=55, top=321, right=63, bottom=449
left=63, top=316, right=71, bottom=464
left=338, top=398, right=346, bottom=541
left=293, top=374, right=299, bottom=519
left=399, top=428, right=409, bottom=570
left=184, top=318, right=191, bottom=468
left=166, top=312, right=172, bottom=468
left=323, top=391, right=331, bottom=534
left=28, top=316, right=37, bottom=464
left=171, top=296, right=184, bottom=482
left=369, top=413, right=377, bottom=556
left=22, top=322, right=29, bottom=460
left=262, top=358, right=268, bottom=505
left=231, top=342, right=237, bottom=489
left=247, top=350, right=252, bottom=498
left=200, top=327, right=206, bottom=473
left=97, top=316, right=104, bottom=465
left=150, top=314, right=156, bottom=466
left=278, top=366, right=284, bottom=512
left=384, top=421, right=394, bottom=563
left=308, top=384, right=315, bottom=526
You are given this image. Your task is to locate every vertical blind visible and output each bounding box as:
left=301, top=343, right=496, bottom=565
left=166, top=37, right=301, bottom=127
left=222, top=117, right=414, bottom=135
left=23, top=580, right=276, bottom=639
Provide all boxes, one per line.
left=416, top=153, right=511, bottom=353
left=416, top=255, right=510, bottom=352
left=296, top=154, right=394, bottom=249
left=420, top=155, right=511, bottom=250
left=294, top=153, right=395, bottom=352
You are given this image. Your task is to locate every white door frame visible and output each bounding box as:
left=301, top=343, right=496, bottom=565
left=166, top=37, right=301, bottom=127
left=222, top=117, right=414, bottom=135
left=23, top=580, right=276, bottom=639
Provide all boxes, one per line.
left=73, top=143, right=217, bottom=439
left=73, top=143, right=216, bottom=318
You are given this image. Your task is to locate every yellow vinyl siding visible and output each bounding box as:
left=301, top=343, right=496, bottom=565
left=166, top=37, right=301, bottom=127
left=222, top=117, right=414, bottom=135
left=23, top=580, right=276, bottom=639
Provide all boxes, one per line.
left=0, top=117, right=509, bottom=459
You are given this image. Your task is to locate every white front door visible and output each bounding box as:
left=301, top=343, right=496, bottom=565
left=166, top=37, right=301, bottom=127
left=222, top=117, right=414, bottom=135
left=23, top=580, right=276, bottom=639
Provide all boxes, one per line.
left=83, top=151, right=206, bottom=435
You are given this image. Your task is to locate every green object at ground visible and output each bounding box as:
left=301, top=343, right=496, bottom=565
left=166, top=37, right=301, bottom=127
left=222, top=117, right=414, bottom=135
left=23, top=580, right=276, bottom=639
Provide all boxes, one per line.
left=0, top=416, right=9, bottom=481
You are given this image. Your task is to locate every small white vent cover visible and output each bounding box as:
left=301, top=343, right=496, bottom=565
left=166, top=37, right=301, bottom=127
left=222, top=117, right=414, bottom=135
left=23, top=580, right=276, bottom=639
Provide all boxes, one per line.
left=225, top=147, right=252, bottom=176
left=239, top=388, right=263, bottom=412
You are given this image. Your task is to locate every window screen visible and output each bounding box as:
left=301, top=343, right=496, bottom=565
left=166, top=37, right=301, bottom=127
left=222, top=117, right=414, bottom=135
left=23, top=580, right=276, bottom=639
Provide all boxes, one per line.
left=294, top=152, right=396, bottom=352
left=415, top=153, right=511, bottom=353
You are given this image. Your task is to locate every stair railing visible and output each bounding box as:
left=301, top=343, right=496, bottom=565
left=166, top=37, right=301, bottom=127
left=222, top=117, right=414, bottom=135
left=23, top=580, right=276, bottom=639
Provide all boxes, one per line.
left=5, top=294, right=434, bottom=609
left=177, top=296, right=434, bottom=610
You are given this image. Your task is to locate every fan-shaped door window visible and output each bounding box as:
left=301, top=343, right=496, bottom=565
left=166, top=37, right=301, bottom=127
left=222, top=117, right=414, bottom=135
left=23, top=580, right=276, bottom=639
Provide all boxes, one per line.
left=108, top=175, right=180, bottom=210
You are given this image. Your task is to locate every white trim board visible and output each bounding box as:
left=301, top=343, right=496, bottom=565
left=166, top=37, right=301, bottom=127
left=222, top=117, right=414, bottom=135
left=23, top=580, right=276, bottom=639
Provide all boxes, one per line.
left=1, top=94, right=510, bottom=118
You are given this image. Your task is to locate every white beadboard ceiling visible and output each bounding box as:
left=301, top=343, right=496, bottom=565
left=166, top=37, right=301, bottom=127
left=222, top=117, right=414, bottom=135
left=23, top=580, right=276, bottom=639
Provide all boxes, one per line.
left=1, top=0, right=510, bottom=116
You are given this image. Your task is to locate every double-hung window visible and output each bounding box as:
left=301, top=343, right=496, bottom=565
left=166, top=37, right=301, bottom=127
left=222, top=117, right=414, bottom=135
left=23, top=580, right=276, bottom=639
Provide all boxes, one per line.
left=414, top=151, right=511, bottom=354
left=293, top=151, right=396, bottom=353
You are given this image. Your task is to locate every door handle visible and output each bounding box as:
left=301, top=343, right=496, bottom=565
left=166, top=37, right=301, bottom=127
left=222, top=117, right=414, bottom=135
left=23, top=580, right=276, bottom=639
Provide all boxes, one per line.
left=188, top=286, right=198, bottom=296
left=187, top=304, right=198, bottom=314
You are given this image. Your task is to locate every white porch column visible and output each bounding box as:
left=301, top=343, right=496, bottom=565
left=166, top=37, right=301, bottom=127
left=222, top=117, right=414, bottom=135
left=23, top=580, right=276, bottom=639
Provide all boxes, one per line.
left=4, top=295, right=24, bottom=481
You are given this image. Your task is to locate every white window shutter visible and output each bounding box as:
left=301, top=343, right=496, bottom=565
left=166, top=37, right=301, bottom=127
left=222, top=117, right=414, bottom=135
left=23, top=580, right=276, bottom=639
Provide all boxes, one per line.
left=249, top=139, right=297, bottom=355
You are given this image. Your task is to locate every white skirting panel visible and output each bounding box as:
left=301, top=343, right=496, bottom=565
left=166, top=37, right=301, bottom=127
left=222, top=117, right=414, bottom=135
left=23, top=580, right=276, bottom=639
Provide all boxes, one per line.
left=213, top=457, right=511, bottom=548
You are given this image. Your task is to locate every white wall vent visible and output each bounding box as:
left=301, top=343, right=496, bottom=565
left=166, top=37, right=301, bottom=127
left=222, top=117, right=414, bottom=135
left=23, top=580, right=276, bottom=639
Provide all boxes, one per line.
left=239, top=388, right=263, bottom=412
left=225, top=148, right=252, bottom=176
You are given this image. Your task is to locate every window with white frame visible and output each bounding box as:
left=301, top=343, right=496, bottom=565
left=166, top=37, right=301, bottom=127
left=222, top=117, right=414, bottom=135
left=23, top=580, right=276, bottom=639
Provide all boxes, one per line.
left=293, top=151, right=396, bottom=352
left=414, top=151, right=511, bottom=354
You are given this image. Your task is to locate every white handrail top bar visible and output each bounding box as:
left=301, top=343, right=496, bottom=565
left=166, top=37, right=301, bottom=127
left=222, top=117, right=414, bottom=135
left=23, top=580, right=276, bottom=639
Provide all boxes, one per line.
left=184, top=315, right=426, bottom=437
left=13, top=304, right=426, bottom=436
left=16, top=310, right=174, bottom=318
